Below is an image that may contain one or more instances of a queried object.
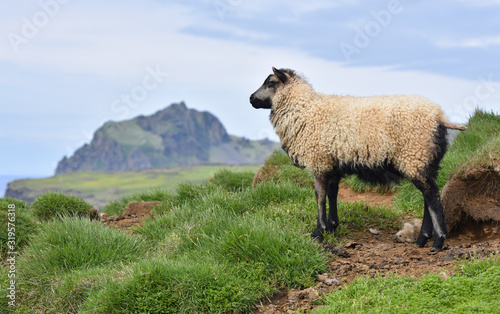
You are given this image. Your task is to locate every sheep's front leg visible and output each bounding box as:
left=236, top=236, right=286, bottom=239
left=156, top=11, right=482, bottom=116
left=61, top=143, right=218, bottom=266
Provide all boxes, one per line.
left=312, top=174, right=328, bottom=241
left=326, top=175, right=341, bottom=232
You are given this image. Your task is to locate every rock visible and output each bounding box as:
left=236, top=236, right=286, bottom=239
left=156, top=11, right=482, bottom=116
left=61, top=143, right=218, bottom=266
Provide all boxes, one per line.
left=441, top=251, right=456, bottom=262
left=55, top=102, right=279, bottom=174
left=344, top=241, right=361, bottom=249
left=318, top=274, right=340, bottom=286
left=369, top=228, right=380, bottom=235
left=332, top=246, right=351, bottom=257
left=376, top=243, right=393, bottom=251
left=392, top=258, right=407, bottom=265
left=99, top=213, right=110, bottom=220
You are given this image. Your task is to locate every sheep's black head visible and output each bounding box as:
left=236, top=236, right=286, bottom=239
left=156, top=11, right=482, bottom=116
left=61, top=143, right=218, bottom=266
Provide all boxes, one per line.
left=250, top=67, right=291, bottom=109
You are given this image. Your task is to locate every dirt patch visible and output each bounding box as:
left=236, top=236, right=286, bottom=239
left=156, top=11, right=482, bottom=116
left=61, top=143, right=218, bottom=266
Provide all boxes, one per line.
left=338, top=185, right=394, bottom=207
left=253, top=166, right=280, bottom=187
left=100, top=201, right=159, bottom=230
left=442, top=166, right=500, bottom=231
left=255, top=223, right=500, bottom=313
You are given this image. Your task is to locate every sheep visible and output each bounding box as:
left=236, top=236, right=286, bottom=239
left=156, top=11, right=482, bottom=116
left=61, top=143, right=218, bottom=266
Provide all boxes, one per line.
left=395, top=219, right=423, bottom=243
left=249, top=67, right=466, bottom=251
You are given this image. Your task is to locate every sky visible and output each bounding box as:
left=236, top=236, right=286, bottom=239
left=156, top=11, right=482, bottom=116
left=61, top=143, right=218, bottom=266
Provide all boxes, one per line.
left=1, top=0, right=500, bottom=178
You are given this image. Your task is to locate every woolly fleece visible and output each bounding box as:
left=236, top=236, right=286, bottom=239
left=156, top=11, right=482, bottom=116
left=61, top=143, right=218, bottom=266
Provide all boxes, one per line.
left=270, top=73, right=459, bottom=182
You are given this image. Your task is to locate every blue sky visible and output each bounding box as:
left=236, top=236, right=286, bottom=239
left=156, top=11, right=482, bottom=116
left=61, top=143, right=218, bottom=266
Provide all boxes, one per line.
left=1, top=0, right=499, bottom=178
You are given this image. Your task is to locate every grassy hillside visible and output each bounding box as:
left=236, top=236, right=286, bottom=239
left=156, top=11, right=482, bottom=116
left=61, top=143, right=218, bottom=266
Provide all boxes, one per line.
left=6, top=165, right=260, bottom=209
left=2, top=168, right=499, bottom=313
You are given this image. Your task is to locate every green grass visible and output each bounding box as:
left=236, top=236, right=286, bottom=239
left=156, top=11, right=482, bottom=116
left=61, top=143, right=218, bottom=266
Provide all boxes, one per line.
left=2, top=178, right=329, bottom=313
left=254, top=150, right=314, bottom=188
left=0, top=197, right=38, bottom=255
left=81, top=180, right=328, bottom=313
left=208, top=168, right=255, bottom=191
left=31, top=192, right=95, bottom=221
left=19, top=217, right=146, bottom=277
left=316, top=255, right=500, bottom=313
left=1, top=217, right=146, bottom=313
left=7, top=165, right=260, bottom=209
left=81, top=257, right=274, bottom=313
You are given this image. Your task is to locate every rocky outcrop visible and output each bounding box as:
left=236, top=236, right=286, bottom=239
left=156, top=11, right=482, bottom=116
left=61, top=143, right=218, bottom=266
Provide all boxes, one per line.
left=55, top=102, right=278, bottom=174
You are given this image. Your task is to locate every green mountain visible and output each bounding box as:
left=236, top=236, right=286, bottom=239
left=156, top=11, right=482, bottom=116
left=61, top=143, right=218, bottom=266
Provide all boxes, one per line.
left=55, top=102, right=278, bottom=174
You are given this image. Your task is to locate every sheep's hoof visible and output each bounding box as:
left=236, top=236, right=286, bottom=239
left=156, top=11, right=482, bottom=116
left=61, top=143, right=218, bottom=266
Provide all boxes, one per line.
left=415, top=234, right=430, bottom=248
left=431, top=237, right=445, bottom=252
left=311, top=230, right=324, bottom=242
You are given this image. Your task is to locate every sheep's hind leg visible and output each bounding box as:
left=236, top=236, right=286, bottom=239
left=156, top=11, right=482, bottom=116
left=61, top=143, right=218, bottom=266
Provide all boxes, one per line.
left=312, top=174, right=328, bottom=242
left=413, top=179, right=448, bottom=251
left=326, top=175, right=341, bottom=233
left=425, top=186, right=448, bottom=251
left=415, top=200, right=433, bottom=247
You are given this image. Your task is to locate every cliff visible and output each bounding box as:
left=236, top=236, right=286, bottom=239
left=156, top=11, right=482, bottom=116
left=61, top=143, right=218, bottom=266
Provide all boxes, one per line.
left=55, top=102, right=278, bottom=174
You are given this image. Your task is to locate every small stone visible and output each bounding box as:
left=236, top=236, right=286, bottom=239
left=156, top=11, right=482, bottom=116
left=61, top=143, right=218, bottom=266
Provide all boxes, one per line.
left=392, top=258, right=407, bottom=265
left=344, top=241, right=361, bottom=249
left=376, top=243, right=393, bottom=251
left=332, top=246, right=351, bottom=257
left=441, top=251, right=457, bottom=262
left=369, top=262, right=378, bottom=269
left=369, top=228, right=380, bottom=235
left=318, top=274, right=340, bottom=286
left=99, top=213, right=110, bottom=220
left=325, top=278, right=340, bottom=286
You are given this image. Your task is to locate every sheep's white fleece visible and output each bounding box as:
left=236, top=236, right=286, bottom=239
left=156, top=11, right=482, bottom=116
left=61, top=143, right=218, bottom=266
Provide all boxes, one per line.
left=270, top=76, right=458, bottom=181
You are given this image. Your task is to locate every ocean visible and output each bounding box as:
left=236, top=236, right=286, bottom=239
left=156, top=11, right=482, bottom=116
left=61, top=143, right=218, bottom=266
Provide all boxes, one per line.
left=0, top=175, right=25, bottom=197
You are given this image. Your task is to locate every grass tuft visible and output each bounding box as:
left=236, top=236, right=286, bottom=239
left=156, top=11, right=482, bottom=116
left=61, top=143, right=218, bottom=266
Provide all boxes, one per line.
left=19, top=217, right=146, bottom=277
left=0, top=197, right=38, bottom=255
left=31, top=192, right=95, bottom=221
left=209, top=168, right=255, bottom=192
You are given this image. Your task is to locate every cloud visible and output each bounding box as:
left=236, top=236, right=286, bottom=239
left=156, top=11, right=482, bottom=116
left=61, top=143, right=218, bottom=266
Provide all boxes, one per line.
left=436, top=36, right=500, bottom=49
left=454, top=0, right=500, bottom=7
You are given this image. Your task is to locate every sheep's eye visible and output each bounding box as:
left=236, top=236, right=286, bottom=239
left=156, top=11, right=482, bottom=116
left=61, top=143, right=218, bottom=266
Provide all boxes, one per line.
left=267, top=81, right=277, bottom=88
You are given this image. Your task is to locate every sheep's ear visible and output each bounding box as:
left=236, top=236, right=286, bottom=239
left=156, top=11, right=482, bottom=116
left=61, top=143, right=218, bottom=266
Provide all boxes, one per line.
left=272, top=67, right=288, bottom=84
